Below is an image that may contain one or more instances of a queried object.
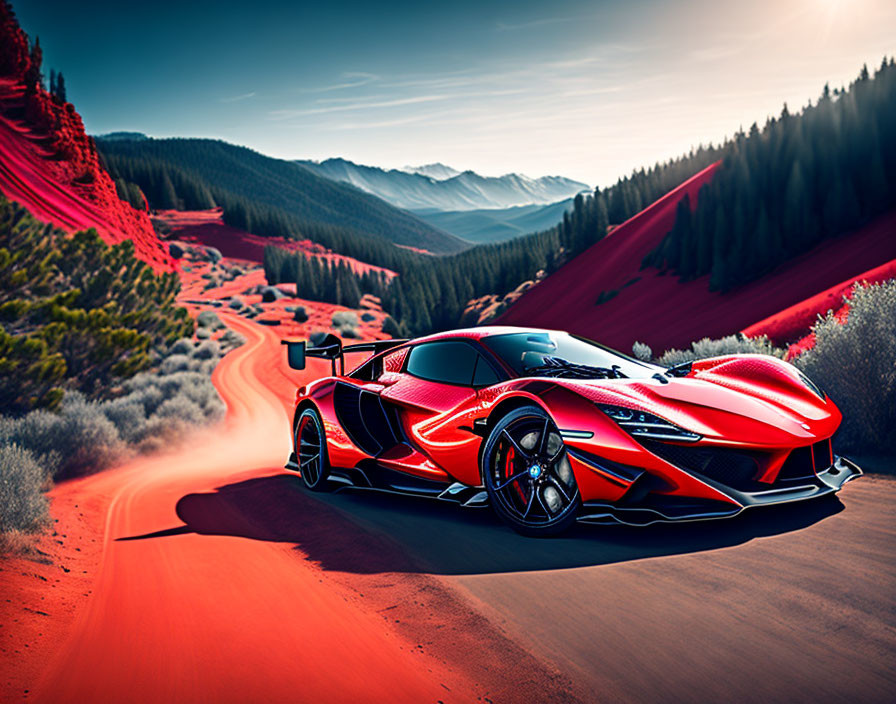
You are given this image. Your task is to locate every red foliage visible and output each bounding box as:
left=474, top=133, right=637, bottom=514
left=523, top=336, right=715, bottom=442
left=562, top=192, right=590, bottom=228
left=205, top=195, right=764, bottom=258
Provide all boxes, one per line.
left=0, top=1, right=173, bottom=272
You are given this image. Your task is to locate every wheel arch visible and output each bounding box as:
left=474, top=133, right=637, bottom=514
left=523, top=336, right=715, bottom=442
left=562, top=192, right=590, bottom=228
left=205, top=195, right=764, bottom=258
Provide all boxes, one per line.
left=292, top=399, right=323, bottom=447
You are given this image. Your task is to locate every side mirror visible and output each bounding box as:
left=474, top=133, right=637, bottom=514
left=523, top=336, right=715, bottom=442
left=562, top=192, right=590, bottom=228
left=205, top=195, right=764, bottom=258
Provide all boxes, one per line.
left=281, top=339, right=306, bottom=370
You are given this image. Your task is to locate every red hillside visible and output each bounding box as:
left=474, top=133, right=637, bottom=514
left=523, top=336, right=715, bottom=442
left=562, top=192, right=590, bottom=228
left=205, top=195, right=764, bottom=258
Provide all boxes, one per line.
left=499, top=164, right=896, bottom=353
left=0, top=3, right=172, bottom=271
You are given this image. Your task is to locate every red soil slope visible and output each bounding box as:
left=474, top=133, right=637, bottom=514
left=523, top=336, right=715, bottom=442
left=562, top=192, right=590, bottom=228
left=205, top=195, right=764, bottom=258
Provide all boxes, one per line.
left=499, top=164, right=896, bottom=353
left=158, top=208, right=395, bottom=277
left=743, top=257, right=896, bottom=349
left=0, top=9, right=171, bottom=271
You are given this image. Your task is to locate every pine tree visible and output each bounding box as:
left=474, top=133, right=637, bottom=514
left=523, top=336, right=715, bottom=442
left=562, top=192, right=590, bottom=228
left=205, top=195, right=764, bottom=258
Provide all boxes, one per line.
left=24, top=36, right=42, bottom=94
left=55, top=71, right=66, bottom=102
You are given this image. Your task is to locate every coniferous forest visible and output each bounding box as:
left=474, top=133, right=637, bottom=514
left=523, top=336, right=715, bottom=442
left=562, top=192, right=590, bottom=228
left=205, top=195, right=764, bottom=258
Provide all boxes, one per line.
left=643, top=59, right=896, bottom=291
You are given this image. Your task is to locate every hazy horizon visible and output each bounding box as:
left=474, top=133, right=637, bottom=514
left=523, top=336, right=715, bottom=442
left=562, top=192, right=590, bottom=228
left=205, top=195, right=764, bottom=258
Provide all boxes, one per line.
left=16, top=0, right=896, bottom=187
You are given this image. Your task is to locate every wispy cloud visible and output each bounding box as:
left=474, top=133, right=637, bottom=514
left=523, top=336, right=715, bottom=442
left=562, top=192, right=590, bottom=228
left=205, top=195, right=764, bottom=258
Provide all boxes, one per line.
left=269, top=94, right=453, bottom=120
left=219, top=91, right=256, bottom=103
left=496, top=16, right=577, bottom=32
left=314, top=72, right=380, bottom=92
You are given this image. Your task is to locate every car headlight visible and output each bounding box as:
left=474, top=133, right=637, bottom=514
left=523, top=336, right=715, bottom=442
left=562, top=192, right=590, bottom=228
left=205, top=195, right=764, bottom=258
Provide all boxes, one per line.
left=796, top=370, right=825, bottom=400
left=598, top=404, right=701, bottom=442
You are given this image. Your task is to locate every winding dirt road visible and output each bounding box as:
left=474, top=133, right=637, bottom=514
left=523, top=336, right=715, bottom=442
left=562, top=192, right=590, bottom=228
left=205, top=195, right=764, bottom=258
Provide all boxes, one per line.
left=4, top=314, right=895, bottom=703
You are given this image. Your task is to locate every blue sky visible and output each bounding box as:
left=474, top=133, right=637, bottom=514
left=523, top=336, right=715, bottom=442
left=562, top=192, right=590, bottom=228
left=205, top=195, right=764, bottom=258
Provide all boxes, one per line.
left=16, top=0, right=896, bottom=185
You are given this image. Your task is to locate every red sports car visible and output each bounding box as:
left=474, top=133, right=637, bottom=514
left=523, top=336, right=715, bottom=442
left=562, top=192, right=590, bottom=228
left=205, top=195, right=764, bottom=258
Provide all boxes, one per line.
left=282, top=326, right=861, bottom=536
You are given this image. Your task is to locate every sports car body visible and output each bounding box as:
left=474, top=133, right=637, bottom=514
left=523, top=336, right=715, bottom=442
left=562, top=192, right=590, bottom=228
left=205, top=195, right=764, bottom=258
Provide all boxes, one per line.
left=283, top=326, right=861, bottom=536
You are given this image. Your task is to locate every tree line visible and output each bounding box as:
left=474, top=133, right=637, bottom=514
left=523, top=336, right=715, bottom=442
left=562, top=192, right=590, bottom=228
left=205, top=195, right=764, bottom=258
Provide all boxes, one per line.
left=643, top=59, right=896, bottom=291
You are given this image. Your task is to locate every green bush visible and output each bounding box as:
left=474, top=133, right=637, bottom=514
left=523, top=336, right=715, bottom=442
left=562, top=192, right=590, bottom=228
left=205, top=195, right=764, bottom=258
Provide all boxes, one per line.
left=795, top=281, right=896, bottom=454
left=0, top=196, right=193, bottom=413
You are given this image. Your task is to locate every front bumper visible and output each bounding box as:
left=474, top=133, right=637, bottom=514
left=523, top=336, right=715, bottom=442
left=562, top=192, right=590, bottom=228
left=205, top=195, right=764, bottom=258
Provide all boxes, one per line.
left=578, top=455, right=862, bottom=526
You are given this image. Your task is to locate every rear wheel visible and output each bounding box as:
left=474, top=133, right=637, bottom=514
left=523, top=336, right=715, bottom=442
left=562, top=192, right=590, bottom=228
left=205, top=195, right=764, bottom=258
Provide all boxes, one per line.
left=295, top=407, right=330, bottom=491
left=482, top=406, right=580, bottom=537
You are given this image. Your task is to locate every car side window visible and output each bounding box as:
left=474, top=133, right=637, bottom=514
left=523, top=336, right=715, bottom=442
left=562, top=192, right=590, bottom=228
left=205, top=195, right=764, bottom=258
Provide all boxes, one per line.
left=473, top=354, right=500, bottom=387
left=405, top=342, right=479, bottom=385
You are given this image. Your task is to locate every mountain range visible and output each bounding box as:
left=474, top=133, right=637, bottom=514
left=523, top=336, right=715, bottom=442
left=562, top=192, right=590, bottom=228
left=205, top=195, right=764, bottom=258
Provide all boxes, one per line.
left=413, top=199, right=575, bottom=245
left=96, top=137, right=467, bottom=257
left=297, top=157, right=588, bottom=212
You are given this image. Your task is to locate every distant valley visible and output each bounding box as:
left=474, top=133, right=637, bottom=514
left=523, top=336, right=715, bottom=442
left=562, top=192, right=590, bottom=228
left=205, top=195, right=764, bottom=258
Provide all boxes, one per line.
left=297, top=157, right=587, bottom=243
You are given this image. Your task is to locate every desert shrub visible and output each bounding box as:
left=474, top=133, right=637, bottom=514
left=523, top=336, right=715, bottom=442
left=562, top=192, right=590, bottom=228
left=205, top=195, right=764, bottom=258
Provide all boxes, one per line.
left=197, top=310, right=224, bottom=330
left=228, top=297, right=244, bottom=310
left=361, top=312, right=376, bottom=323
left=332, top=311, right=359, bottom=328
left=795, top=281, right=896, bottom=454
left=293, top=306, right=308, bottom=323
left=309, top=330, right=328, bottom=346
left=155, top=396, right=206, bottom=426
left=341, top=326, right=360, bottom=339
left=196, top=327, right=211, bottom=339
left=219, top=329, right=246, bottom=351
left=170, top=338, right=194, bottom=355
left=102, top=398, right=148, bottom=444
left=655, top=334, right=784, bottom=367
left=0, top=444, right=49, bottom=534
left=51, top=394, right=123, bottom=477
left=193, top=340, right=220, bottom=360
left=0, top=411, right=63, bottom=476
left=160, top=353, right=192, bottom=374
left=631, top=341, right=652, bottom=362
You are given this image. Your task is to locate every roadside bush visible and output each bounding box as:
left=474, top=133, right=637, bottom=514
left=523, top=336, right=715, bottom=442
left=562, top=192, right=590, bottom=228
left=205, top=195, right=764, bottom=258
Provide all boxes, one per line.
left=332, top=311, right=359, bottom=329
left=795, top=281, right=896, bottom=454
left=0, top=411, right=63, bottom=476
left=648, top=334, right=784, bottom=367
left=194, top=340, right=220, bottom=360
left=631, top=341, right=652, bottom=362
left=197, top=310, right=224, bottom=330
left=51, top=394, right=123, bottom=477
left=160, top=353, right=192, bottom=374
left=170, top=338, right=194, bottom=355
left=219, top=329, right=246, bottom=351
left=0, top=444, right=49, bottom=534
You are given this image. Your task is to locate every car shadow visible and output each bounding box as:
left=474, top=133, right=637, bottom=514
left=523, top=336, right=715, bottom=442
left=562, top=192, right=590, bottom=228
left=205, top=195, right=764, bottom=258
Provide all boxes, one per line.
left=118, top=472, right=845, bottom=576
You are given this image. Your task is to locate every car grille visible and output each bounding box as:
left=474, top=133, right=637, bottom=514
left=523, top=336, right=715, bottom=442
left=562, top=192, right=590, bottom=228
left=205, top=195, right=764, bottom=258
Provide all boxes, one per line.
left=641, top=441, right=766, bottom=492
left=642, top=438, right=833, bottom=493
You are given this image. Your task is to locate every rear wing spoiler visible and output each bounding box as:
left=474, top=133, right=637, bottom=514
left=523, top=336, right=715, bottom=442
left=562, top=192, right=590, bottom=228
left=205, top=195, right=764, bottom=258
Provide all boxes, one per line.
left=281, top=335, right=408, bottom=375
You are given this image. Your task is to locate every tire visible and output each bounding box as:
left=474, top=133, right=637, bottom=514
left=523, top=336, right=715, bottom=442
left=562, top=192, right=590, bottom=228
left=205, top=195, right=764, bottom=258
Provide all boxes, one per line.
left=481, top=405, right=580, bottom=537
left=294, top=407, right=331, bottom=491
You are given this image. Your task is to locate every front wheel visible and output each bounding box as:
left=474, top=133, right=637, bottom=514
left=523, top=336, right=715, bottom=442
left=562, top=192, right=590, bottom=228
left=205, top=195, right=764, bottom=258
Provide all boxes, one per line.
left=295, top=407, right=331, bottom=491
left=481, top=405, right=580, bottom=537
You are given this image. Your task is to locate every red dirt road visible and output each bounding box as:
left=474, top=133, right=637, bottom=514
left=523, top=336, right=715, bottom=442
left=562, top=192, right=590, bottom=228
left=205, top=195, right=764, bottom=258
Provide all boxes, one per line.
left=5, top=315, right=577, bottom=704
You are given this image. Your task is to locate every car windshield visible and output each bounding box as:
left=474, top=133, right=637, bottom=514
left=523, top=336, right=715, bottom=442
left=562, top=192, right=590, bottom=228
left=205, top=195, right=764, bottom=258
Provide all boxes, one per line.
left=483, top=331, right=655, bottom=379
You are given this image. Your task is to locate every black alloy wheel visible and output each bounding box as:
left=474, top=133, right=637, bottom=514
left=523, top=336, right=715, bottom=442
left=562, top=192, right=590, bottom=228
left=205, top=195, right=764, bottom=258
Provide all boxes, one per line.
left=482, top=405, right=580, bottom=536
left=295, top=407, right=331, bottom=491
